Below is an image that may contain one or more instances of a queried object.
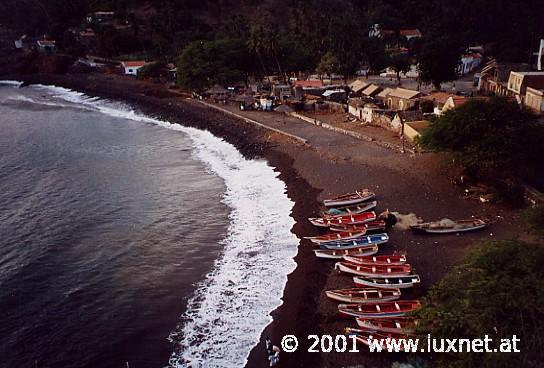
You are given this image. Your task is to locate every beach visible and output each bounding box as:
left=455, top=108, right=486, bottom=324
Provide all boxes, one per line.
left=3, top=73, right=522, bottom=368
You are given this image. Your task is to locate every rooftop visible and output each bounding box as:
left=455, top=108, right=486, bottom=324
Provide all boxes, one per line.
left=387, top=87, right=421, bottom=100
left=121, top=61, right=146, bottom=68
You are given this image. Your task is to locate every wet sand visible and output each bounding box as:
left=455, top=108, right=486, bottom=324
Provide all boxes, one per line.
left=3, top=73, right=522, bottom=368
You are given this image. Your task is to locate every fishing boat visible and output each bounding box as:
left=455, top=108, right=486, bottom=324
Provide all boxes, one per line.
left=322, top=201, right=377, bottom=217
left=323, top=189, right=375, bottom=207
left=410, top=218, right=487, bottom=234
left=335, top=262, right=412, bottom=277
left=314, top=245, right=379, bottom=259
left=338, top=300, right=421, bottom=318
left=321, top=233, right=389, bottom=249
left=343, top=254, right=407, bottom=266
left=330, top=220, right=386, bottom=232
left=356, top=317, right=418, bottom=334
left=345, top=327, right=412, bottom=351
left=305, top=230, right=367, bottom=245
left=325, top=288, right=401, bottom=303
left=308, top=211, right=377, bottom=228
left=353, top=275, right=421, bottom=289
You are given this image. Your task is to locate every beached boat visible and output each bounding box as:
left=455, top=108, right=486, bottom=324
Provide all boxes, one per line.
left=353, top=275, right=421, bottom=289
left=314, top=245, right=379, bottom=259
left=343, top=254, right=407, bottom=266
left=323, top=201, right=377, bottom=217
left=356, top=317, right=418, bottom=334
left=325, top=288, right=401, bottom=303
left=338, top=300, right=421, bottom=318
left=345, top=327, right=412, bottom=351
left=305, top=230, right=367, bottom=245
left=410, top=218, right=487, bottom=234
left=335, top=262, right=412, bottom=277
left=323, top=189, right=375, bottom=207
left=330, top=220, right=386, bottom=232
left=320, top=233, right=389, bottom=249
left=308, top=211, right=377, bottom=228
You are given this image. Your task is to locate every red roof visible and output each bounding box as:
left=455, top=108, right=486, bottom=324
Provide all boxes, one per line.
left=400, top=29, right=422, bottom=37
left=122, top=61, right=146, bottom=68
left=294, top=79, right=324, bottom=88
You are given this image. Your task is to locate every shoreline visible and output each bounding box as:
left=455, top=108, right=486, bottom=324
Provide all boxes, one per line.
left=3, top=73, right=523, bottom=368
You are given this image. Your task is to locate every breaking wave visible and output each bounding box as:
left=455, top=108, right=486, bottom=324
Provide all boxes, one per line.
left=22, top=83, right=299, bottom=368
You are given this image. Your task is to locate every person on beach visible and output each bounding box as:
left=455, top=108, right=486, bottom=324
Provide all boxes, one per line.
left=265, top=337, right=272, bottom=359
left=269, top=345, right=280, bottom=367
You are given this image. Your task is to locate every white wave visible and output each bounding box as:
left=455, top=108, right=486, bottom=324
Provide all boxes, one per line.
left=0, top=80, right=23, bottom=87
left=30, top=84, right=300, bottom=368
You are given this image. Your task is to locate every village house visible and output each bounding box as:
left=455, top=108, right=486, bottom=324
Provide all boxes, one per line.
left=478, top=59, right=531, bottom=96
left=349, top=79, right=370, bottom=97
left=36, top=39, right=56, bottom=53
left=121, top=61, right=146, bottom=75
left=322, top=89, right=347, bottom=103
left=360, top=84, right=382, bottom=98
left=524, top=87, right=544, bottom=114
left=420, top=91, right=453, bottom=114
left=458, top=52, right=483, bottom=75
left=507, top=71, right=544, bottom=103
left=384, top=87, right=422, bottom=110
left=404, top=120, right=430, bottom=141
left=391, top=110, right=424, bottom=134
left=271, top=84, right=292, bottom=100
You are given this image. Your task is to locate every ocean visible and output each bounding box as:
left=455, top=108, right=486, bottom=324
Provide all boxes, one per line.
left=0, top=81, right=298, bottom=368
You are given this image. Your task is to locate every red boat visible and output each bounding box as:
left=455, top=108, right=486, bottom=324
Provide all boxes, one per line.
left=305, top=230, right=367, bottom=244
left=343, top=254, right=407, bottom=266
left=330, top=220, right=386, bottom=232
left=338, top=300, right=421, bottom=318
left=308, top=212, right=376, bottom=228
left=356, top=317, right=418, bottom=334
left=335, top=262, right=412, bottom=277
left=345, top=327, right=412, bottom=351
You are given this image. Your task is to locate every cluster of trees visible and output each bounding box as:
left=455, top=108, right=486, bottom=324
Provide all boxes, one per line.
left=418, top=97, right=544, bottom=204
left=2, top=0, right=544, bottom=89
left=416, top=239, right=544, bottom=367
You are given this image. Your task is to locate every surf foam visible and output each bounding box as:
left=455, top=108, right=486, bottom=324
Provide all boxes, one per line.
left=29, top=84, right=300, bottom=368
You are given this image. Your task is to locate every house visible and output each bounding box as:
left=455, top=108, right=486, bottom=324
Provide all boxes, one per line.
left=87, top=11, right=115, bottom=24
left=375, top=87, right=393, bottom=103
left=121, top=61, right=146, bottom=75
left=36, top=39, right=56, bottom=53
left=349, top=79, right=370, bottom=96
left=404, top=120, right=430, bottom=141
left=294, top=79, right=324, bottom=89
left=391, top=111, right=424, bottom=134
left=524, top=87, right=544, bottom=113
left=384, top=88, right=422, bottom=110
left=458, top=52, right=483, bottom=75
left=507, top=71, right=544, bottom=103
left=478, top=60, right=531, bottom=96
left=361, top=84, right=382, bottom=98
left=420, top=91, right=453, bottom=114
left=271, top=84, right=292, bottom=100
left=322, top=89, right=347, bottom=102
left=442, top=96, right=489, bottom=113
left=348, top=99, right=379, bottom=122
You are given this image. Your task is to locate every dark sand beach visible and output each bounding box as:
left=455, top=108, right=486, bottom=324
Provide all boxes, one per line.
left=3, top=73, right=522, bottom=367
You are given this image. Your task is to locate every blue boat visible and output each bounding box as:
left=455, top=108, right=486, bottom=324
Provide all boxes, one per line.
left=320, top=233, right=389, bottom=250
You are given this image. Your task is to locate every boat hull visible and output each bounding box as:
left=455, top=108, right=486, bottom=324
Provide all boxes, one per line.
left=314, top=245, right=379, bottom=259
left=353, top=275, right=421, bottom=289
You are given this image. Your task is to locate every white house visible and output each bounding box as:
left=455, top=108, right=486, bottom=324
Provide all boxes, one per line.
left=458, top=53, right=483, bottom=75
left=121, top=61, right=146, bottom=76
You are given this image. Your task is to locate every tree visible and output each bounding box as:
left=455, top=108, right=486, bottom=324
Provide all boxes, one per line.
left=416, top=239, right=544, bottom=368
left=363, top=37, right=388, bottom=74
left=388, top=52, right=410, bottom=84
left=418, top=97, right=543, bottom=179
left=316, top=52, right=338, bottom=80
left=418, top=32, right=463, bottom=90
left=177, top=39, right=253, bottom=90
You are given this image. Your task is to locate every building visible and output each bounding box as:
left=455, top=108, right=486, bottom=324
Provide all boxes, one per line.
left=441, top=96, right=489, bottom=113
left=349, top=79, right=370, bottom=96
left=420, top=91, right=453, bottom=114
left=524, top=87, right=544, bottom=113
left=391, top=111, right=424, bottom=134
left=121, top=61, right=146, bottom=75
left=87, top=11, right=115, bottom=24
left=361, top=84, right=382, bottom=98
left=293, top=79, right=323, bottom=89
left=458, top=53, right=483, bottom=75
left=404, top=120, right=430, bottom=141
left=322, top=89, right=347, bottom=102
left=478, top=60, right=531, bottom=96
left=271, top=84, right=292, bottom=100
left=36, top=39, right=56, bottom=53
left=384, top=88, right=422, bottom=110
left=507, top=71, right=544, bottom=103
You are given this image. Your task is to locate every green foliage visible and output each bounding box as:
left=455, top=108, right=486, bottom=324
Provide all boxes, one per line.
left=522, top=206, right=544, bottom=239
left=136, top=61, right=166, bottom=78
left=316, top=52, right=338, bottom=79
left=418, top=31, right=463, bottom=90
left=416, top=240, right=544, bottom=368
left=388, top=52, right=411, bottom=83
left=419, top=97, right=543, bottom=179
left=420, top=99, right=434, bottom=114
left=176, top=39, right=252, bottom=90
